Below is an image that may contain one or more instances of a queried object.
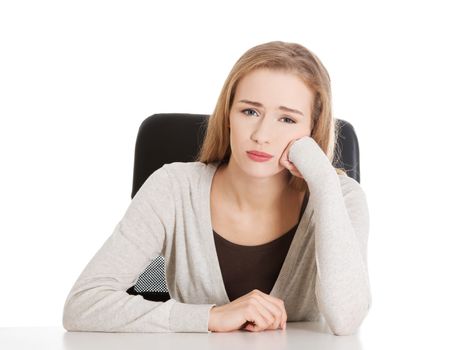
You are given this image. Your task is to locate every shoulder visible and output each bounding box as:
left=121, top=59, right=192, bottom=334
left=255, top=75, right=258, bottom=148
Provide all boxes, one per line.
left=161, top=161, right=214, bottom=179
left=139, top=161, right=217, bottom=203
left=154, top=161, right=219, bottom=189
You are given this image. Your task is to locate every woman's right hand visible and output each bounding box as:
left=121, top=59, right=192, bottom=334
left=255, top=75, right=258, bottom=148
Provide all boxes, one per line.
left=208, top=289, right=287, bottom=332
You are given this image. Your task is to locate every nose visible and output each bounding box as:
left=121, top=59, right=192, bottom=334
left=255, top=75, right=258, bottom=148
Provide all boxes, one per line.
left=250, top=115, right=273, bottom=144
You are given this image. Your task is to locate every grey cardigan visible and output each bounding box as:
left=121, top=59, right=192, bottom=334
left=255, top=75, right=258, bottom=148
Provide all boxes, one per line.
left=62, top=136, right=371, bottom=335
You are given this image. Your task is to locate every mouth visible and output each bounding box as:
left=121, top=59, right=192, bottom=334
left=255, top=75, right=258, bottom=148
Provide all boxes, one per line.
left=247, top=150, right=273, bottom=158
left=246, top=151, right=273, bottom=162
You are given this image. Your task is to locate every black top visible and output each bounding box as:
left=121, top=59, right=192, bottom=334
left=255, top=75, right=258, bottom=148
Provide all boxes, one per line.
left=213, top=193, right=308, bottom=302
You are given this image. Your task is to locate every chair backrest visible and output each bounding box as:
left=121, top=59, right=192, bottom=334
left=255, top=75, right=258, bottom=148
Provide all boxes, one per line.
left=126, top=113, right=361, bottom=302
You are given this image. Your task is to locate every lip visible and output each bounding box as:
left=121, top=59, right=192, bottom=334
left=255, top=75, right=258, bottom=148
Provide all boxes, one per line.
left=246, top=151, right=273, bottom=162
left=247, top=150, right=273, bottom=158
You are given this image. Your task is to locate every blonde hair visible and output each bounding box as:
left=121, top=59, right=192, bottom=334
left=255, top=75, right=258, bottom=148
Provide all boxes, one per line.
left=195, top=40, right=348, bottom=195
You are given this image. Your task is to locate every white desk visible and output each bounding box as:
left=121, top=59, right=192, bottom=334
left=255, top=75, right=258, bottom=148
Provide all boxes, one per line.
left=0, top=322, right=363, bottom=350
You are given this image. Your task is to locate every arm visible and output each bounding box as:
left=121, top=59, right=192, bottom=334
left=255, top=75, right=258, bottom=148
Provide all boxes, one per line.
left=288, top=136, right=372, bottom=336
left=62, top=165, right=216, bottom=333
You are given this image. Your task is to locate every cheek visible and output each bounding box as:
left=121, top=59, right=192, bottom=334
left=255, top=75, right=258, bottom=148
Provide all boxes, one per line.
left=292, top=125, right=311, bottom=139
left=279, top=128, right=309, bottom=154
left=284, top=129, right=305, bottom=142
left=228, top=122, right=246, bottom=150
left=230, top=119, right=250, bottom=139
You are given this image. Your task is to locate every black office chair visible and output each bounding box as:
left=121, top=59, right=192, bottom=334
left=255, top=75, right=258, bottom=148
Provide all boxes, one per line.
left=126, top=113, right=361, bottom=302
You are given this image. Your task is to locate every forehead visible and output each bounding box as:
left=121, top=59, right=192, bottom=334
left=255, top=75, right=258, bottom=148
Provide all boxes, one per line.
left=234, top=68, right=314, bottom=109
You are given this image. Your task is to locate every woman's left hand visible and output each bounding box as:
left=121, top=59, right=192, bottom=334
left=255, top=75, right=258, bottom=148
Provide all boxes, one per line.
left=280, top=138, right=304, bottom=179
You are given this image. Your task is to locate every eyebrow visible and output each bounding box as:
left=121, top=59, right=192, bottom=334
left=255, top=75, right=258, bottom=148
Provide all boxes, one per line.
left=238, top=99, right=304, bottom=117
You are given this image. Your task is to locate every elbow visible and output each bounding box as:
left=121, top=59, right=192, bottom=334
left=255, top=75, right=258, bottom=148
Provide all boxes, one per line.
left=331, top=322, right=360, bottom=336
left=62, top=293, right=92, bottom=332
left=316, top=281, right=372, bottom=336
left=62, top=307, right=75, bottom=331
left=328, top=301, right=371, bottom=336
left=329, top=314, right=364, bottom=336
left=62, top=297, right=81, bottom=331
left=62, top=286, right=112, bottom=332
left=63, top=313, right=76, bottom=332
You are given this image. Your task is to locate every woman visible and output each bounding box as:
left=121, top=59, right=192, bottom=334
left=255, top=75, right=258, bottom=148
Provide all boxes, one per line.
left=62, top=41, right=371, bottom=336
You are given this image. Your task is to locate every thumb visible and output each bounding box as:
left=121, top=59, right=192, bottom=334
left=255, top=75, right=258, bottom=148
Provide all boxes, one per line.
left=244, top=322, right=258, bottom=332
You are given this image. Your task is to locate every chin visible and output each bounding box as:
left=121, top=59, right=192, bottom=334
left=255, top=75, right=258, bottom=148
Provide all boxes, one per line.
left=230, top=153, right=281, bottom=177
left=242, top=160, right=283, bottom=178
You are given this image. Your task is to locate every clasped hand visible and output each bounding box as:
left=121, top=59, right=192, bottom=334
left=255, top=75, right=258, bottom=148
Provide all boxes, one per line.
left=208, top=289, right=287, bottom=332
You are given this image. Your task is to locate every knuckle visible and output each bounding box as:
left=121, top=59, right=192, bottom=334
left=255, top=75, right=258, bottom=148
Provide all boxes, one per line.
left=245, top=303, right=255, bottom=314
left=249, top=298, right=258, bottom=307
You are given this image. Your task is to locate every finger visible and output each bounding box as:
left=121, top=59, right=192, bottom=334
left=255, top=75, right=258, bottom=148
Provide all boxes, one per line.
left=282, top=160, right=294, bottom=173
left=249, top=297, right=277, bottom=330
left=285, top=161, right=297, bottom=175
left=253, top=292, right=286, bottom=329
left=285, top=161, right=303, bottom=178
left=281, top=159, right=291, bottom=169
left=280, top=153, right=289, bottom=166
left=283, top=157, right=294, bottom=168
left=257, top=292, right=288, bottom=326
left=252, top=294, right=282, bottom=329
left=244, top=303, right=271, bottom=332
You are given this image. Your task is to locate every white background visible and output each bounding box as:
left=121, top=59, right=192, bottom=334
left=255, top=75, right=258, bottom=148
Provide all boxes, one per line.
left=1, top=0, right=461, bottom=348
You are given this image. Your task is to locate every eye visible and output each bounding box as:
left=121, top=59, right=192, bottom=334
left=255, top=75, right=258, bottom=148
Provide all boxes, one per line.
left=281, top=117, right=296, bottom=124
left=242, top=108, right=258, bottom=117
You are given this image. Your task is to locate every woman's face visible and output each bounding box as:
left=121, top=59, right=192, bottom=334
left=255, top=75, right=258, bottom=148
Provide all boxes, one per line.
left=228, top=68, right=314, bottom=178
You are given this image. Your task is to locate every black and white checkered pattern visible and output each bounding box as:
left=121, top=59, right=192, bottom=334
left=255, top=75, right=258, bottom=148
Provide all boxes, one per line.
left=134, top=255, right=169, bottom=293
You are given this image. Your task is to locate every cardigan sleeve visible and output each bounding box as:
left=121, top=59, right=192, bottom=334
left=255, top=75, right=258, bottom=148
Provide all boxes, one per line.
left=288, top=136, right=372, bottom=336
left=62, top=165, right=216, bottom=333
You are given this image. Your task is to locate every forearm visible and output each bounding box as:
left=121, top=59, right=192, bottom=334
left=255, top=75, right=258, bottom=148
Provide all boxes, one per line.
left=289, top=136, right=372, bottom=335
left=310, top=172, right=371, bottom=335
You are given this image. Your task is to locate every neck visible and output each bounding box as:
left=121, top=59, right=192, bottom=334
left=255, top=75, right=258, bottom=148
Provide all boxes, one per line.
left=217, top=158, right=294, bottom=214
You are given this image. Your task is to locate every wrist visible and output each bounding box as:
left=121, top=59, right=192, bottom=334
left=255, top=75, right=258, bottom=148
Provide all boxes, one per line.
left=208, top=305, right=217, bottom=332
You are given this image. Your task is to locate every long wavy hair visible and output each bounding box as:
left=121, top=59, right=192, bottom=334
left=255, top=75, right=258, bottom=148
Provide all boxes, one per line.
left=195, top=40, right=347, bottom=195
